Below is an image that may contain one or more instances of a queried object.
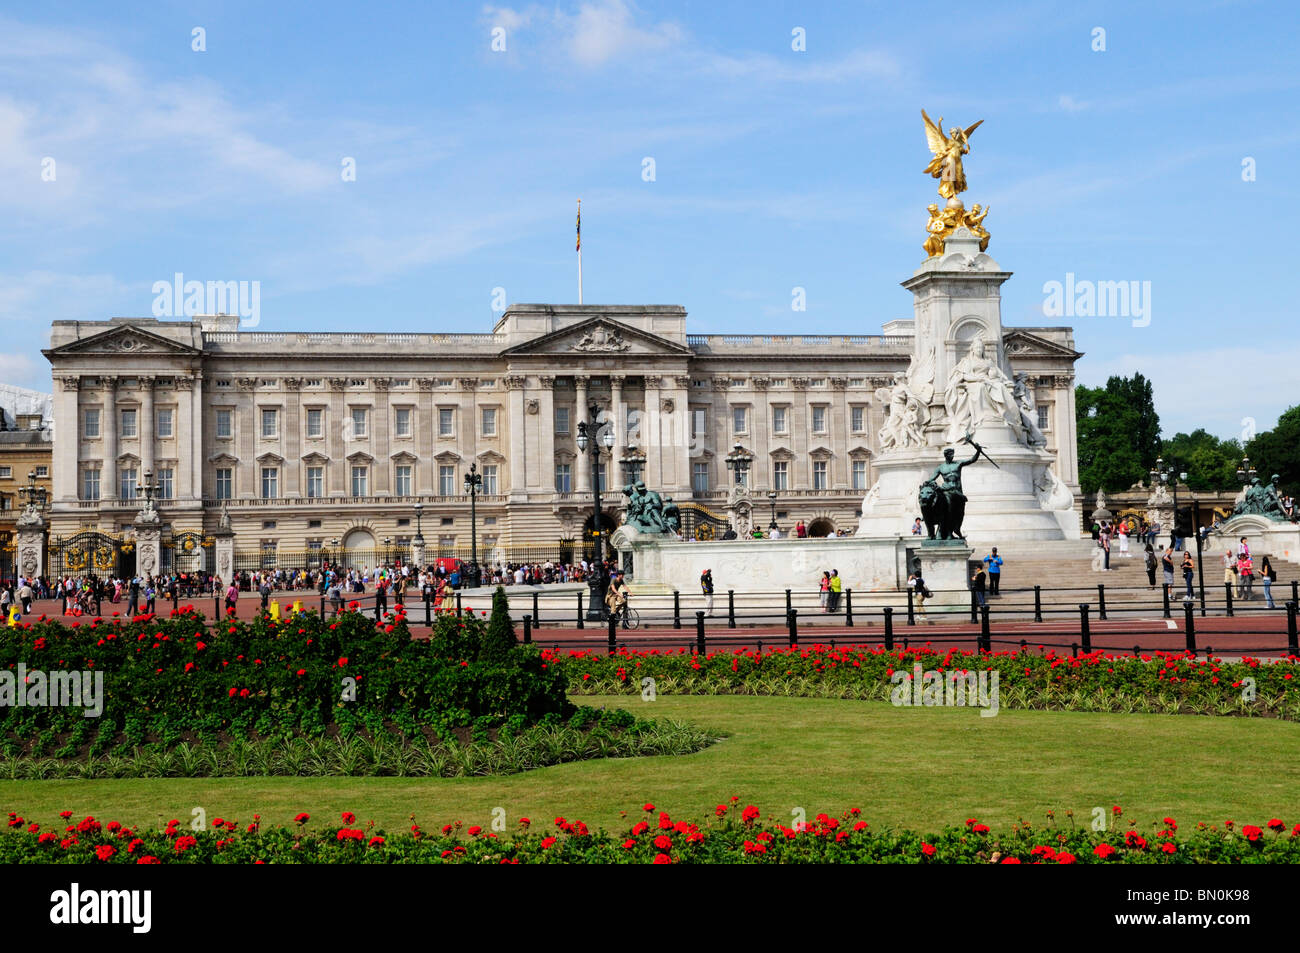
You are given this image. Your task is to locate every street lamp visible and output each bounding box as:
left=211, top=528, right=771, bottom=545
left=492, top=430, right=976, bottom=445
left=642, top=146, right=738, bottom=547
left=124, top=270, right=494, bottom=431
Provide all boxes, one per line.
left=725, top=442, right=753, bottom=487
left=328, top=537, right=340, bottom=572
left=620, top=444, right=645, bottom=486
left=767, top=490, right=778, bottom=530
left=463, top=462, right=482, bottom=588
left=1235, top=456, right=1258, bottom=486
left=382, top=537, right=391, bottom=566
left=1151, top=457, right=1203, bottom=609
left=413, top=502, right=425, bottom=565
left=576, top=403, right=615, bottom=622
left=136, top=468, right=161, bottom=505
left=19, top=470, right=47, bottom=513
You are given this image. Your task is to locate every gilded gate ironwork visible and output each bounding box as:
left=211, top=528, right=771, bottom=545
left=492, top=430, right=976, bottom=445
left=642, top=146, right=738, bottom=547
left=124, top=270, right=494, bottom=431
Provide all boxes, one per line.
left=677, top=502, right=729, bottom=541
left=50, top=531, right=127, bottom=577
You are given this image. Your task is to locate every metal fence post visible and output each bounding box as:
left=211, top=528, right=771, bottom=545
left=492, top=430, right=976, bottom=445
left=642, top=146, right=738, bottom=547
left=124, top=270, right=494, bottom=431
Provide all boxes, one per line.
left=1096, top=584, right=1107, bottom=621
left=727, top=590, right=735, bottom=629
left=577, top=590, right=584, bottom=629
left=1224, top=584, right=1234, bottom=617
left=979, top=604, right=990, bottom=653
left=969, top=587, right=978, bottom=625
left=696, top=610, right=706, bottom=655
left=1078, top=603, right=1091, bottom=654
left=883, top=606, right=894, bottom=650
left=1287, top=601, right=1298, bottom=657
left=845, top=589, right=854, bottom=627
left=424, top=591, right=432, bottom=626
left=787, top=608, right=798, bottom=647
left=907, top=588, right=915, bottom=626
left=523, top=614, right=532, bottom=645
left=607, top=611, right=617, bottom=655
left=533, top=590, right=540, bottom=628
left=455, top=592, right=462, bottom=617
left=1162, top=584, right=1171, bottom=619
left=318, top=595, right=325, bottom=620
left=673, top=590, right=681, bottom=629
left=1033, top=585, right=1042, bottom=623
left=1184, top=601, right=1197, bottom=655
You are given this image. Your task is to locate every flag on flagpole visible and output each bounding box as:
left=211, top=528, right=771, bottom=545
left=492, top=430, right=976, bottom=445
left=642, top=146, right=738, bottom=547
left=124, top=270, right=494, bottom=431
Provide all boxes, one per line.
left=576, top=199, right=581, bottom=252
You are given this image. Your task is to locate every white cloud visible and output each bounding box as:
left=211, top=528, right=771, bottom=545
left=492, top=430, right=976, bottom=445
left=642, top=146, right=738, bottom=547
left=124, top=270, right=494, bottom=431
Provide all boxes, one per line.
left=1056, top=94, right=1087, bottom=112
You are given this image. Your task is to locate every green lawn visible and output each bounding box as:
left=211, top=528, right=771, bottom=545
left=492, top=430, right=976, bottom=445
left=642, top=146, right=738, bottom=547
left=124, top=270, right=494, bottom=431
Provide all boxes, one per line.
left=3, top=696, right=1297, bottom=835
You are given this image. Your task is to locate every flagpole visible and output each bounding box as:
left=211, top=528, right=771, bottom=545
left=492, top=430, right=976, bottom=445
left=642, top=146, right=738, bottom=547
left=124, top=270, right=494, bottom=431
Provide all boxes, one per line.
left=577, top=198, right=583, bottom=305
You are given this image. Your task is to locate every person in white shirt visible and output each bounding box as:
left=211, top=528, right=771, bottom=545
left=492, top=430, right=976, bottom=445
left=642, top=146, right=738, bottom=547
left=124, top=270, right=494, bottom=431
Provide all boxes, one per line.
left=769, top=526, right=781, bottom=539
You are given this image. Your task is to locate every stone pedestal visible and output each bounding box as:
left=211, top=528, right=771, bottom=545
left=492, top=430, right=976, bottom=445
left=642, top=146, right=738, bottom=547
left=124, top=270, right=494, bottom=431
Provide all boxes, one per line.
left=15, top=512, right=46, bottom=580
left=212, top=531, right=234, bottom=582
left=134, top=521, right=162, bottom=578
left=411, top=536, right=426, bottom=569
left=916, top=539, right=973, bottom=609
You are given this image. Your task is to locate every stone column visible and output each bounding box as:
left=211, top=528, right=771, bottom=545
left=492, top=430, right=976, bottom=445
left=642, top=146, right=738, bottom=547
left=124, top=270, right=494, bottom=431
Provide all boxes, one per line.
left=140, top=376, right=155, bottom=481
left=54, top=377, right=81, bottom=504
left=410, top=534, right=426, bottom=568
left=643, top=375, right=662, bottom=487
left=15, top=511, right=46, bottom=581
left=666, top=375, right=691, bottom=494
left=103, top=376, right=119, bottom=500
left=188, top=373, right=203, bottom=503
left=609, top=375, right=625, bottom=461
left=505, top=374, right=527, bottom=501
left=831, top=378, right=849, bottom=488
left=574, top=375, right=591, bottom=496
left=212, top=525, right=235, bottom=586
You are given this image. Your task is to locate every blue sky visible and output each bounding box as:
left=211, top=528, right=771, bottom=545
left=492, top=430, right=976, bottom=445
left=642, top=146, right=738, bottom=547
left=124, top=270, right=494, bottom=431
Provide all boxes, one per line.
left=0, top=0, right=1295, bottom=439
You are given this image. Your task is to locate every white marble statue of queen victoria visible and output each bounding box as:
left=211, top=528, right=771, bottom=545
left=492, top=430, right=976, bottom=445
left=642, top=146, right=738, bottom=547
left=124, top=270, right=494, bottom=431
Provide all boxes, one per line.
left=943, top=330, right=1022, bottom=443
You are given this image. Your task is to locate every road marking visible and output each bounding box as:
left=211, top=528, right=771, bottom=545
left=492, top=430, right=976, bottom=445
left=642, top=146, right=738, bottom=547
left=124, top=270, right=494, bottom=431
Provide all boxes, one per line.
left=1166, top=621, right=1177, bottom=630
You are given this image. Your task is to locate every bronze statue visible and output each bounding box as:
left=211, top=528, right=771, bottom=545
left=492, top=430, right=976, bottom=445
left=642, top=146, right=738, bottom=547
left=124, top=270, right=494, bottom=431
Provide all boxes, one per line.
left=920, top=440, right=986, bottom=539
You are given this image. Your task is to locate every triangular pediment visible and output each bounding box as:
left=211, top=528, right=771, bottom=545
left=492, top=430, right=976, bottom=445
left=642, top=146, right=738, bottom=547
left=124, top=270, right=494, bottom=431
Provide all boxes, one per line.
left=501, top=317, right=691, bottom=357
left=46, top=324, right=202, bottom=357
left=1002, top=329, right=1082, bottom=360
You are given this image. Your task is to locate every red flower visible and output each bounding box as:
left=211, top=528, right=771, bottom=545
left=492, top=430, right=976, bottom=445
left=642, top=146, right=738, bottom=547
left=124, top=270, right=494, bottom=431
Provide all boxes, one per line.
left=653, top=853, right=672, bottom=864
left=1268, top=818, right=1285, bottom=830
left=1242, top=825, right=1264, bottom=842
left=468, top=826, right=482, bottom=837
left=540, top=837, right=557, bottom=849
left=294, top=813, right=310, bottom=824
left=368, top=836, right=384, bottom=847
left=972, top=824, right=989, bottom=834
left=921, top=843, right=936, bottom=857
left=1000, top=857, right=1021, bottom=864
left=137, top=856, right=161, bottom=864
left=623, top=839, right=637, bottom=849
left=95, top=845, right=116, bottom=861
left=342, top=811, right=356, bottom=824
left=174, top=835, right=197, bottom=853
left=1094, top=843, right=1116, bottom=859
left=654, top=835, right=672, bottom=850
left=643, top=803, right=655, bottom=812
left=741, top=805, right=761, bottom=825
left=1161, top=842, right=1177, bottom=854
left=1056, top=852, right=1077, bottom=864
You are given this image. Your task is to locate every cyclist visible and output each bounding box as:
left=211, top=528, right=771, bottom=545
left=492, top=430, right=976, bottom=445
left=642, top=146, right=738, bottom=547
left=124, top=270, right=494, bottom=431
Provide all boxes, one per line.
left=604, top=570, right=630, bottom=628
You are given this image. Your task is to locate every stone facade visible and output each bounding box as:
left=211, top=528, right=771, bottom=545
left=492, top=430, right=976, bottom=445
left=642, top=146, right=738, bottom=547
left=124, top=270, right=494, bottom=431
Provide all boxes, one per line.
left=43, top=305, right=1081, bottom=567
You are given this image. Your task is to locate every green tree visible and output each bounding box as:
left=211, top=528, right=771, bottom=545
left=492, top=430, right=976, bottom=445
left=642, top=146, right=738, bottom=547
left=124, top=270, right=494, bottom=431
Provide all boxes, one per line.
left=478, top=585, right=517, bottom=664
left=1246, top=405, right=1300, bottom=494
left=1075, top=373, right=1161, bottom=494
left=1160, top=429, right=1242, bottom=491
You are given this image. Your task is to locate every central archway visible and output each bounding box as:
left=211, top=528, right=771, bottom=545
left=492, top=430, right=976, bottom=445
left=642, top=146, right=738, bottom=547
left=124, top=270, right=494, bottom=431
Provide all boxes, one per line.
left=807, top=518, right=835, bottom=538
left=343, top=529, right=376, bottom=567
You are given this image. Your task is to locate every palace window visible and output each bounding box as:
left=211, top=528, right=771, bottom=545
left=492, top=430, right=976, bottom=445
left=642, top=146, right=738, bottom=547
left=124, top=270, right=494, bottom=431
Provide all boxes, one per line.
left=1037, top=405, right=1050, bottom=431
left=306, top=409, right=323, bottom=438
left=439, top=408, right=454, bottom=436
left=350, top=466, right=369, bottom=497
left=261, top=408, right=278, bottom=438
left=555, top=407, right=570, bottom=434
left=35, top=466, right=47, bottom=478
left=811, top=406, right=827, bottom=434
left=81, top=469, right=100, bottom=501
left=852, top=459, right=867, bottom=490
left=482, top=464, right=498, bottom=495
left=260, top=467, right=278, bottom=499
left=83, top=409, right=100, bottom=438
left=692, top=462, right=709, bottom=493
left=119, top=467, right=138, bottom=500
left=395, top=408, right=412, bottom=437
left=120, top=409, right=137, bottom=438
left=0, top=467, right=8, bottom=479
left=732, top=406, right=747, bottom=435
left=306, top=467, right=324, bottom=498
left=395, top=464, right=413, bottom=496
left=481, top=407, right=497, bottom=436
left=812, top=460, right=828, bottom=490
left=773, top=461, right=788, bottom=491
left=215, top=409, right=233, bottom=439
left=215, top=468, right=232, bottom=500
left=156, top=408, right=173, bottom=438
left=350, top=408, right=367, bottom=438
left=439, top=465, right=455, bottom=496
left=157, top=468, right=174, bottom=499
left=851, top=406, right=866, bottom=432
left=555, top=463, right=572, bottom=493
left=772, top=406, right=787, bottom=434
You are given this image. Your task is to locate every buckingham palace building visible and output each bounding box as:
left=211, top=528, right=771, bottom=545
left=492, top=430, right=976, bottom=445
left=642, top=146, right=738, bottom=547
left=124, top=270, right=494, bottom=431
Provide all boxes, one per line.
left=42, top=304, right=1081, bottom=572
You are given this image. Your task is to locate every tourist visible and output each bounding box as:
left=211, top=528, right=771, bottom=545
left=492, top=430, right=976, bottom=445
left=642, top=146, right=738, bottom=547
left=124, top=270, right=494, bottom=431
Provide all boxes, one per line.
left=911, top=518, right=922, bottom=536
left=1222, top=549, right=1236, bottom=596
left=908, top=570, right=929, bottom=620
left=828, top=570, right=842, bottom=613
left=127, top=575, right=141, bottom=615
left=17, top=579, right=33, bottom=615
left=1237, top=551, right=1254, bottom=601
left=770, top=525, right=782, bottom=539
left=971, top=563, right=988, bottom=608
left=1238, top=536, right=1250, bottom=559
left=1117, top=520, right=1130, bottom=557
left=1181, top=551, right=1195, bottom=601
left=1100, top=529, right=1112, bottom=571
left=1090, top=520, right=1101, bottom=541
left=225, top=578, right=239, bottom=614
left=700, top=569, right=714, bottom=617
left=796, top=520, right=807, bottom=538
left=1261, top=556, right=1277, bottom=609
left=376, top=575, right=388, bottom=616
left=819, top=571, right=831, bottom=612
left=1160, top=547, right=1175, bottom=599
left=1143, top=543, right=1157, bottom=589
left=983, top=547, right=1002, bottom=594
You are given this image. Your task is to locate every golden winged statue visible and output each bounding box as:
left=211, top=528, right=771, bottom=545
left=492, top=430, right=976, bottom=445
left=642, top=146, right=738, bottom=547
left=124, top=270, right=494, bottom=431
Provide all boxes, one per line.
left=922, top=109, right=983, bottom=200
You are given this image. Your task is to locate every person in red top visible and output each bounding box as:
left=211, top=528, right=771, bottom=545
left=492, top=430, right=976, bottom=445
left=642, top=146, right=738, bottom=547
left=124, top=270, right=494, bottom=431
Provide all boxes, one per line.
left=796, top=521, right=807, bottom=538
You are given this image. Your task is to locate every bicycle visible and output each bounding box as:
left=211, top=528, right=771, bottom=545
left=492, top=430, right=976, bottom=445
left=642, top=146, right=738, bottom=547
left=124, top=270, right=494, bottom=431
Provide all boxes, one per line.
left=602, top=604, right=641, bottom=630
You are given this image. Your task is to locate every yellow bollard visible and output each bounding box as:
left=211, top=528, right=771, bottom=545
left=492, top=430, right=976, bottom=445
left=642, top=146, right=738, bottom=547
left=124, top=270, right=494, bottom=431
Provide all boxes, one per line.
left=7, top=606, right=18, bottom=627
left=292, top=600, right=302, bottom=615
left=270, top=601, right=281, bottom=620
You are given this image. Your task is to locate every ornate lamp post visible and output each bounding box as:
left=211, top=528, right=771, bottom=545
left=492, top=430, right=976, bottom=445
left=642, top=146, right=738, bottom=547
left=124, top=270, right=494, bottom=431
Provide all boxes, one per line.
left=463, top=462, right=482, bottom=588
left=577, top=404, right=615, bottom=621
left=620, top=444, right=645, bottom=486
left=382, top=537, right=391, bottom=567
left=328, top=537, right=340, bottom=572
left=18, top=470, right=48, bottom=514
left=413, top=502, right=425, bottom=567
left=1151, top=456, right=1203, bottom=607
left=1235, top=455, right=1257, bottom=486
left=135, top=468, right=161, bottom=507
left=767, top=490, right=778, bottom=530
left=725, top=442, right=753, bottom=487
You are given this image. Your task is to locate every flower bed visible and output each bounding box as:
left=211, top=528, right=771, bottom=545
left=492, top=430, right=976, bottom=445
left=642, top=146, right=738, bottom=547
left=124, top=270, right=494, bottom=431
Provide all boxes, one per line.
left=0, top=591, right=570, bottom=758
left=552, top=644, right=1300, bottom=719
left=5, top=802, right=1298, bottom=864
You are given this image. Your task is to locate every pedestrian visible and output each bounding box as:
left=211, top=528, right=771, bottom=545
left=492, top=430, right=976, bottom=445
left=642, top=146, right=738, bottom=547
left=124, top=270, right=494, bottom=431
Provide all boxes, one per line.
left=1144, top=543, right=1157, bottom=589
left=259, top=577, right=271, bottom=610
left=1222, top=549, right=1237, bottom=597
left=983, top=548, right=1003, bottom=594
left=1118, top=520, right=1130, bottom=557
left=1161, top=547, right=1175, bottom=599
left=828, top=570, right=842, bottom=613
left=971, top=564, right=987, bottom=607
left=1101, top=531, right=1111, bottom=571
left=376, top=575, right=389, bottom=616
left=1261, top=556, right=1277, bottom=609
left=1238, top=551, right=1254, bottom=601
left=1238, top=536, right=1250, bottom=559
left=796, top=521, right=807, bottom=539
left=225, top=579, right=239, bottom=614
left=127, top=575, right=140, bottom=615
left=700, top=569, right=714, bottom=617
left=1090, top=520, right=1100, bottom=541
left=819, top=571, right=831, bottom=612
left=912, top=518, right=922, bottom=536
left=17, top=579, right=33, bottom=615
left=1181, top=551, right=1195, bottom=601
